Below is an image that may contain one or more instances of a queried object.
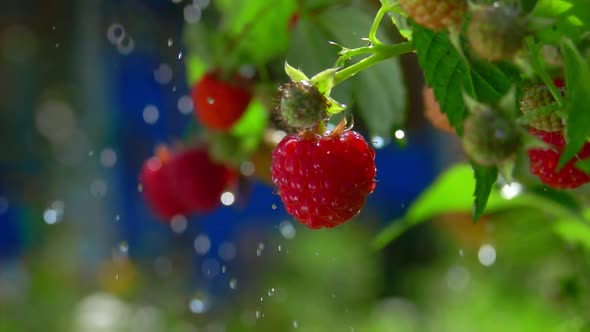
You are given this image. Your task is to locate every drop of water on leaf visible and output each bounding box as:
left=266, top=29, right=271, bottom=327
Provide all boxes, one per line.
left=293, top=321, right=299, bottom=328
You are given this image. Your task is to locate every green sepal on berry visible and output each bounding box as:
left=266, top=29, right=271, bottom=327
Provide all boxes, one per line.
left=278, top=80, right=329, bottom=129
left=279, top=63, right=346, bottom=130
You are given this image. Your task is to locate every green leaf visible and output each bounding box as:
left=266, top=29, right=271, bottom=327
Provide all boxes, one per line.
left=182, top=19, right=223, bottom=68
left=558, top=39, right=590, bottom=168
left=231, top=99, right=268, bottom=146
left=209, top=99, right=268, bottom=166
left=372, top=164, right=582, bottom=249
left=472, top=163, right=498, bottom=221
left=554, top=218, right=590, bottom=252
left=576, top=159, right=590, bottom=173
left=388, top=10, right=412, bottom=41
left=214, top=0, right=297, bottom=65
left=373, top=164, right=506, bottom=249
left=185, top=54, right=208, bottom=86
left=413, top=24, right=471, bottom=134
left=531, top=0, right=590, bottom=43
left=287, top=14, right=352, bottom=106
left=469, top=60, right=516, bottom=106
left=352, top=59, right=406, bottom=136
left=413, top=24, right=516, bottom=134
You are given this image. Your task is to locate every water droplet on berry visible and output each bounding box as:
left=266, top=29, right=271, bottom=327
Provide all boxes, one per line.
left=271, top=204, right=277, bottom=210
left=207, top=97, right=215, bottom=105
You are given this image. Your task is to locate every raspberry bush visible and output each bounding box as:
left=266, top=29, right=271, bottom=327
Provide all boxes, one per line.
left=172, top=0, right=590, bottom=234
left=168, top=0, right=590, bottom=233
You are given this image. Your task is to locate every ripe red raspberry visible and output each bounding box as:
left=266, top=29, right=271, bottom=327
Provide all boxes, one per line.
left=140, top=146, right=237, bottom=221
left=170, top=148, right=237, bottom=213
left=140, top=146, right=184, bottom=220
left=528, top=128, right=590, bottom=189
left=271, top=125, right=376, bottom=229
left=191, top=70, right=253, bottom=131
left=400, top=0, right=466, bottom=32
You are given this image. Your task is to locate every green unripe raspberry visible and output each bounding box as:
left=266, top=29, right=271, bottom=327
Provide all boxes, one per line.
left=520, top=85, right=565, bottom=132
left=467, top=5, right=525, bottom=61
left=462, top=106, right=521, bottom=166
left=279, top=81, right=328, bottom=130
left=399, top=0, right=466, bottom=32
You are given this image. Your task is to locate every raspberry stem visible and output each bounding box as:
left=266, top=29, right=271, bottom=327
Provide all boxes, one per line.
left=525, top=37, right=565, bottom=108
left=369, top=6, right=389, bottom=46
left=333, top=42, right=414, bottom=86
left=332, top=2, right=414, bottom=86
